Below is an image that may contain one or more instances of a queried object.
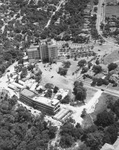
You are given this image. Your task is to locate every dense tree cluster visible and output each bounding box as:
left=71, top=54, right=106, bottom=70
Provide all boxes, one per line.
left=58, top=97, right=119, bottom=149
left=91, top=77, right=109, bottom=86
left=0, top=95, right=57, bottom=150
left=73, top=81, right=87, bottom=103
left=59, top=119, right=84, bottom=148
left=90, top=14, right=99, bottom=40
left=42, top=0, right=90, bottom=42
left=92, top=65, right=102, bottom=74
left=0, top=0, right=60, bottom=52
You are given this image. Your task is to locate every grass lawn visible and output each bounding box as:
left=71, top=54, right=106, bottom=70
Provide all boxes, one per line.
left=104, top=49, right=119, bottom=64
left=107, top=84, right=119, bottom=91
left=83, top=78, right=92, bottom=83
left=105, top=5, right=119, bottom=18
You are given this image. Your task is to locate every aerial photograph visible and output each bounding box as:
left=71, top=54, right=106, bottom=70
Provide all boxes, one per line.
left=0, top=0, right=119, bottom=149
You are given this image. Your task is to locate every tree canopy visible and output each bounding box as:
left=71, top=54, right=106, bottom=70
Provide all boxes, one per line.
left=0, top=95, right=57, bottom=150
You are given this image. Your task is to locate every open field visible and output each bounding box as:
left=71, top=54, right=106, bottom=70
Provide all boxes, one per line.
left=39, top=58, right=93, bottom=90
left=104, top=49, right=119, bottom=64
left=105, top=5, right=119, bottom=18
left=39, top=62, right=74, bottom=90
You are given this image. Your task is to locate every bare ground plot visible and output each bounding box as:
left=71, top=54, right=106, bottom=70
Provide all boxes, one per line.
left=91, top=93, right=119, bottom=120
left=105, top=6, right=119, bottom=18
left=104, top=49, right=119, bottom=64
left=85, top=87, right=97, bottom=103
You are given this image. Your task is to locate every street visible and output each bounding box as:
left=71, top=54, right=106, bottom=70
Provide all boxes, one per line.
left=96, top=0, right=105, bottom=34
left=81, top=80, right=119, bottom=98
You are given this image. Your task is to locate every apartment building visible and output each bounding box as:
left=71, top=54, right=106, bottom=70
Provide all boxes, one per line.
left=20, top=89, right=60, bottom=115
left=27, top=44, right=40, bottom=61
left=48, top=44, right=58, bottom=62
left=39, top=41, right=49, bottom=62
left=39, top=40, right=58, bottom=62
left=27, top=40, right=58, bottom=63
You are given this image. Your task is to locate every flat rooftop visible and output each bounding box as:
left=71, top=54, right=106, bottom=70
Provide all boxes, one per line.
left=27, top=45, right=39, bottom=52
left=33, top=96, right=59, bottom=107
left=21, top=89, right=59, bottom=107
left=21, top=89, right=36, bottom=98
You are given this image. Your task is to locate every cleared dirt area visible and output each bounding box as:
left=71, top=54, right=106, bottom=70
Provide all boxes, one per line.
left=85, top=87, right=97, bottom=103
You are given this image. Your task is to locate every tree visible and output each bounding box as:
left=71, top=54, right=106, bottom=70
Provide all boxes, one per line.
left=95, top=59, right=100, bottom=65
left=73, top=86, right=86, bottom=103
left=45, top=83, right=54, bottom=89
left=63, top=61, right=71, bottom=68
left=61, top=95, right=71, bottom=104
left=20, top=67, right=27, bottom=79
left=94, top=0, right=99, bottom=5
left=73, top=81, right=86, bottom=103
left=104, top=124, right=118, bottom=144
left=84, top=131, right=104, bottom=150
left=58, top=67, right=68, bottom=76
left=74, top=81, right=83, bottom=87
left=91, top=78, right=97, bottom=86
left=96, top=78, right=103, bottom=86
left=81, top=67, right=88, bottom=74
left=78, top=144, right=90, bottom=150
left=88, top=62, right=92, bottom=69
left=111, top=99, right=119, bottom=117
left=81, top=108, right=87, bottom=118
left=78, top=59, right=86, bottom=67
left=53, top=86, right=59, bottom=93
left=92, top=65, right=102, bottom=74
left=3, top=52, right=12, bottom=61
left=48, top=126, right=57, bottom=139
left=60, top=134, right=74, bottom=148
left=34, top=75, right=42, bottom=82
left=108, top=63, right=118, bottom=71
left=95, top=110, right=115, bottom=127
left=57, top=95, right=62, bottom=100
left=44, top=89, right=52, bottom=98
left=75, top=87, right=87, bottom=103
